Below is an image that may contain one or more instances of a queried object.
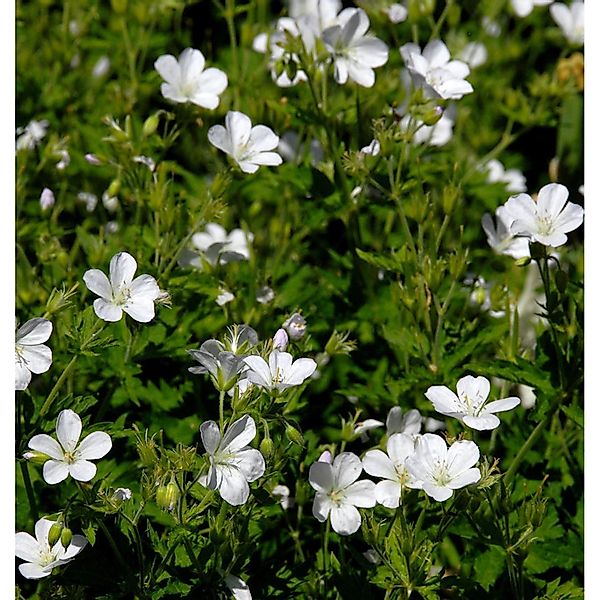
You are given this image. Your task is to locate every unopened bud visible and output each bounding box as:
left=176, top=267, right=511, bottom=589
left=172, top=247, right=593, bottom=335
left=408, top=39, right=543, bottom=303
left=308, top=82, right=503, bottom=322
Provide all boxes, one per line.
left=282, top=313, right=307, bottom=340
left=273, top=328, right=288, bottom=351
left=85, top=153, right=102, bottom=166
left=284, top=59, right=298, bottom=82
left=442, top=184, right=460, bottom=215
left=515, top=256, right=532, bottom=267
left=529, top=242, right=547, bottom=261
left=142, top=113, right=160, bottom=137
left=156, top=482, right=179, bottom=511
left=23, top=450, right=50, bottom=465
left=107, top=179, right=121, bottom=198
left=422, top=105, right=444, bottom=126
left=318, top=450, right=332, bottom=464
left=60, top=528, right=73, bottom=549
left=285, top=425, right=304, bottom=447
left=40, top=187, right=55, bottom=211
left=259, top=437, right=274, bottom=458
left=48, top=522, right=63, bottom=546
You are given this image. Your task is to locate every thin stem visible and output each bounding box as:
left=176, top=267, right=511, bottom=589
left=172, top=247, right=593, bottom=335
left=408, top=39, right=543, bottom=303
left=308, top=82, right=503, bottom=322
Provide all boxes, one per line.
left=20, top=461, right=39, bottom=523
left=504, top=415, right=551, bottom=483
left=219, top=389, right=226, bottom=432
left=224, top=0, right=240, bottom=109
left=39, top=355, right=78, bottom=418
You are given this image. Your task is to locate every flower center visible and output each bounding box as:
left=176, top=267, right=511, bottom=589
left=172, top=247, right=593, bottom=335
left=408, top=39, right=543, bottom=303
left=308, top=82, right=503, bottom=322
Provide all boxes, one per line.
left=431, top=460, right=451, bottom=487
left=328, top=488, right=345, bottom=506
left=272, top=368, right=285, bottom=384
left=112, top=286, right=131, bottom=307
left=536, top=212, right=555, bottom=236
left=63, top=450, right=77, bottom=464
left=38, top=545, right=58, bottom=567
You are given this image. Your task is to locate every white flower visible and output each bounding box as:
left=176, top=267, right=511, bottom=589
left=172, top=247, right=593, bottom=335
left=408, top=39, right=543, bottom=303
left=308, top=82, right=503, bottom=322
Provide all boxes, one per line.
left=386, top=406, right=422, bottom=435
left=154, top=48, right=228, bottom=109
left=272, top=484, right=294, bottom=509
left=360, top=139, right=380, bottom=156
left=406, top=434, right=481, bottom=501
left=27, top=409, right=112, bottom=484
left=216, top=290, right=235, bottom=306
left=353, top=419, right=384, bottom=442
left=400, top=40, right=473, bottom=100
left=309, top=452, right=376, bottom=535
left=15, top=318, right=53, bottom=391
left=363, top=433, right=420, bottom=508
left=113, top=487, right=132, bottom=501
left=92, top=55, right=111, bottom=78
left=481, top=206, right=531, bottom=259
left=459, top=42, right=487, bottom=69
left=386, top=4, right=408, bottom=23
left=83, top=251, right=161, bottom=322
left=243, top=350, right=317, bottom=393
left=16, top=119, right=49, bottom=151
left=322, top=8, right=389, bottom=88
left=102, top=190, right=119, bottom=212
left=399, top=114, right=454, bottom=147
left=289, top=0, right=341, bottom=22
left=188, top=223, right=252, bottom=267
left=208, top=111, right=282, bottom=174
left=15, top=518, right=88, bottom=579
left=464, top=275, right=505, bottom=318
left=133, top=155, right=156, bottom=172
left=55, top=149, right=70, bottom=170
left=40, top=188, right=55, bottom=211
left=77, top=191, right=98, bottom=212
left=225, top=573, right=252, bottom=600
left=519, top=384, right=537, bottom=410
left=282, top=313, right=307, bottom=340
left=199, top=415, right=265, bottom=506
left=503, top=183, right=584, bottom=247
left=425, top=375, right=520, bottom=430
left=484, top=159, right=527, bottom=193
left=550, top=2, right=584, bottom=46
left=256, top=286, right=276, bottom=304
left=510, top=0, right=552, bottom=18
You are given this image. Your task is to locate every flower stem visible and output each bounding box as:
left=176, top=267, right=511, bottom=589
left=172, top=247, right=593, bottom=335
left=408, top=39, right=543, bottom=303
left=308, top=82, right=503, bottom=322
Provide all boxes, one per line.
left=219, top=389, right=226, bottom=432
left=39, top=355, right=78, bottom=418
left=20, top=461, right=38, bottom=523
left=504, top=414, right=551, bottom=484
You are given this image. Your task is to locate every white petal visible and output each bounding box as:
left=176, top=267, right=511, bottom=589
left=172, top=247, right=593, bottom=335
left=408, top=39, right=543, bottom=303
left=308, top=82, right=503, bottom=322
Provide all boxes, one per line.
left=43, top=460, right=69, bottom=484
left=19, top=563, right=53, bottom=579
left=93, top=298, right=123, bottom=322
left=374, top=480, right=401, bottom=508
left=179, top=47, right=205, bottom=80
left=351, top=38, right=389, bottom=68
left=17, top=318, right=53, bottom=345
left=230, top=448, right=265, bottom=482
left=332, top=452, right=362, bottom=489
left=35, top=518, right=55, bottom=544
left=61, top=534, right=88, bottom=560
left=247, top=152, right=282, bottom=167
left=554, top=202, right=584, bottom=234
left=130, top=274, right=160, bottom=301
left=154, top=54, right=180, bottom=85
left=309, top=461, right=334, bottom=493
left=225, top=574, right=252, bottom=600
left=343, top=480, right=377, bottom=507
left=448, top=468, right=481, bottom=489
left=218, top=466, right=250, bottom=505
left=197, top=68, right=228, bottom=94
left=283, top=358, right=317, bottom=386
left=28, top=434, right=64, bottom=460
left=226, top=111, right=252, bottom=150
left=362, top=449, right=395, bottom=480
left=457, top=375, right=490, bottom=404
left=200, top=420, right=221, bottom=454
left=83, top=269, right=112, bottom=300
left=312, top=492, right=333, bottom=522
left=387, top=433, right=417, bottom=464
left=190, top=93, right=220, bottom=110
left=446, top=440, right=480, bottom=477
left=221, top=414, right=256, bottom=453
left=237, top=160, right=260, bottom=174
left=462, top=414, right=500, bottom=430
left=248, top=125, right=279, bottom=153
left=425, top=385, right=462, bottom=415
left=15, top=532, right=41, bottom=562
left=347, top=62, right=375, bottom=87
left=208, top=124, right=232, bottom=155
left=243, top=356, right=272, bottom=389
left=422, top=40, right=450, bottom=68
left=485, top=397, right=521, bottom=413
left=69, top=460, right=97, bottom=482
left=20, top=345, right=52, bottom=374
left=123, top=298, right=156, bottom=323
left=330, top=504, right=362, bottom=535
left=109, top=252, right=137, bottom=290
left=77, top=431, right=112, bottom=459
left=422, top=482, right=453, bottom=502
left=56, top=409, right=82, bottom=452
left=15, top=362, right=32, bottom=390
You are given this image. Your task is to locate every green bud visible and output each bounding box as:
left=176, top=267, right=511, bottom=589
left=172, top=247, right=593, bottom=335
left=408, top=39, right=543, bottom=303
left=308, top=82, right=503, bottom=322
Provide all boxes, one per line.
left=60, top=528, right=73, bottom=549
left=442, top=184, right=460, bottom=215
left=285, top=425, right=304, bottom=447
left=111, top=0, right=128, bottom=13
left=107, top=179, right=121, bottom=198
left=555, top=269, right=568, bottom=293
left=142, top=113, right=160, bottom=137
left=529, top=242, right=547, bottom=261
left=259, top=437, right=274, bottom=458
left=421, top=105, right=444, bottom=126
left=24, top=450, right=50, bottom=465
left=273, top=57, right=286, bottom=79
left=156, top=482, right=179, bottom=511
left=408, top=0, right=436, bottom=19
left=124, top=115, right=133, bottom=140
left=515, top=256, right=532, bottom=267
left=48, top=522, right=63, bottom=547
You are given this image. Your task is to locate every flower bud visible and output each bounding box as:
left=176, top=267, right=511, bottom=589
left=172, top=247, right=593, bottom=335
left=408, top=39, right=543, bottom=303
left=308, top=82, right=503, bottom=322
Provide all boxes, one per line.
left=515, top=256, right=532, bottom=267
left=282, top=313, right=307, bottom=340
left=107, top=179, right=121, bottom=198
left=110, top=0, right=127, bottom=13
left=23, top=450, right=50, bottom=465
left=421, top=105, right=444, bottom=126
left=272, top=328, right=288, bottom=351
left=529, top=242, right=547, bottom=261
left=143, top=113, right=160, bottom=137
left=48, top=522, right=63, bottom=547
left=40, top=187, right=55, bottom=211
left=85, top=153, right=102, bottom=166
left=60, top=527, right=73, bottom=549
left=285, top=424, right=304, bottom=447
left=318, top=450, right=332, bottom=464
left=156, top=482, right=179, bottom=511
left=442, top=184, right=460, bottom=215
left=259, top=437, right=274, bottom=458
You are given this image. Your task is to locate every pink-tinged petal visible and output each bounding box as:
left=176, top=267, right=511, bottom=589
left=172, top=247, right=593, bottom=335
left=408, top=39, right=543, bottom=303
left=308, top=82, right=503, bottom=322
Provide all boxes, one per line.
left=226, top=111, right=252, bottom=150
left=425, top=385, right=461, bottom=415
left=17, top=318, right=53, bottom=345
left=208, top=124, right=232, bottom=154
left=309, top=461, right=334, bottom=493
left=56, top=409, right=82, bottom=452
left=537, top=183, right=569, bottom=217
left=312, top=492, right=333, bottom=522
left=200, top=420, right=221, bottom=454
left=197, top=68, right=228, bottom=94
left=485, top=397, right=521, bottom=413
left=15, top=532, right=41, bottom=562
left=109, top=252, right=137, bottom=290
left=446, top=440, right=480, bottom=477
left=15, top=362, right=32, bottom=390
left=362, top=449, right=395, bottom=480
left=462, top=414, right=500, bottom=430
left=61, top=534, right=88, bottom=560
left=83, top=269, right=112, bottom=300
left=217, top=466, right=250, bottom=505
left=43, top=460, right=69, bottom=484
left=457, top=375, right=490, bottom=404
left=20, top=345, right=52, bottom=374
left=554, top=202, right=584, bottom=234
left=69, top=460, right=97, bottom=482
left=333, top=452, right=362, bottom=489
left=387, top=433, right=417, bottom=464
left=247, top=151, right=283, bottom=167
left=344, top=480, right=377, bottom=507
left=18, top=563, right=53, bottom=579
left=423, top=40, right=450, bottom=68
left=230, top=448, right=265, bottom=482
left=221, top=414, right=256, bottom=453
left=123, top=298, right=156, bottom=323
left=179, top=48, right=205, bottom=80
left=77, top=431, right=112, bottom=460
left=243, top=356, right=272, bottom=388
left=28, top=434, right=64, bottom=460
left=375, top=480, right=402, bottom=508
left=422, top=482, right=453, bottom=502
left=93, top=298, right=123, bottom=322
left=330, top=504, right=362, bottom=535
left=154, top=54, right=180, bottom=85
left=448, top=467, right=481, bottom=489
left=284, top=358, right=316, bottom=386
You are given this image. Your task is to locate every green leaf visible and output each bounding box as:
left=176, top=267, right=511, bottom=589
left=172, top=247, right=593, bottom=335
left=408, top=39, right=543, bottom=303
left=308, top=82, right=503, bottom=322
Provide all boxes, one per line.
left=560, top=404, right=583, bottom=429
left=473, top=545, right=506, bottom=591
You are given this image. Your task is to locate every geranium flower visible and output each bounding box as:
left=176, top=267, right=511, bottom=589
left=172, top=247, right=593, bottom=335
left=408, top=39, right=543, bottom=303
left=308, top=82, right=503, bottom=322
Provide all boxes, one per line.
left=309, top=452, right=376, bottom=535
left=15, top=318, right=53, bottom=391
left=243, top=350, right=316, bottom=393
left=224, top=573, right=252, bottom=600
left=398, top=113, right=454, bottom=147
left=425, top=375, right=520, bottom=430
left=353, top=419, right=384, bottom=442
left=502, top=183, right=584, bottom=247
left=386, top=406, right=422, bottom=435
left=510, top=0, right=552, bottom=18
left=550, top=2, right=584, bottom=46
left=208, top=111, right=282, bottom=174
left=27, top=409, right=112, bottom=484
left=400, top=40, right=473, bottom=100
left=385, top=4, right=408, bottom=23
left=481, top=206, right=531, bottom=259
left=183, top=223, right=252, bottom=268
left=154, top=48, right=228, bottom=109
left=189, top=341, right=247, bottom=391
left=282, top=313, right=307, bottom=340
left=483, top=159, right=527, bottom=193
left=83, top=251, right=161, bottom=322
left=363, top=433, right=420, bottom=508
left=199, top=415, right=265, bottom=506
left=16, top=119, right=49, bottom=151
left=406, top=434, right=481, bottom=501
left=15, top=517, right=88, bottom=579
left=322, top=8, right=389, bottom=87
left=459, top=42, right=487, bottom=69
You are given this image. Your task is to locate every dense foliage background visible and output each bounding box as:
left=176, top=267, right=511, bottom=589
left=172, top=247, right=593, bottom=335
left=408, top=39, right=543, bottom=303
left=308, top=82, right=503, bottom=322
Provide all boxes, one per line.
left=15, top=0, right=583, bottom=598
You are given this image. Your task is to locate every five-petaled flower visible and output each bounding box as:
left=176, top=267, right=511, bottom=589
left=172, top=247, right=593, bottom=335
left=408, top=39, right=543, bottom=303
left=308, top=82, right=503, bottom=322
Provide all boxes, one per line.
left=550, top=2, right=584, bottom=47
left=243, top=350, right=317, bottom=394
left=199, top=415, right=266, bottom=506
left=154, top=48, right=228, bottom=109
left=27, top=409, right=112, bottom=484
left=184, top=223, right=252, bottom=268
left=309, top=452, right=376, bottom=535
left=208, top=111, right=283, bottom=174
left=15, top=517, right=88, bottom=579
left=83, top=251, right=161, bottom=322
left=15, top=318, right=53, bottom=391
left=481, top=206, right=531, bottom=259
left=406, top=434, right=481, bottom=501
left=425, top=375, right=520, bottom=430
left=502, top=183, right=584, bottom=247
